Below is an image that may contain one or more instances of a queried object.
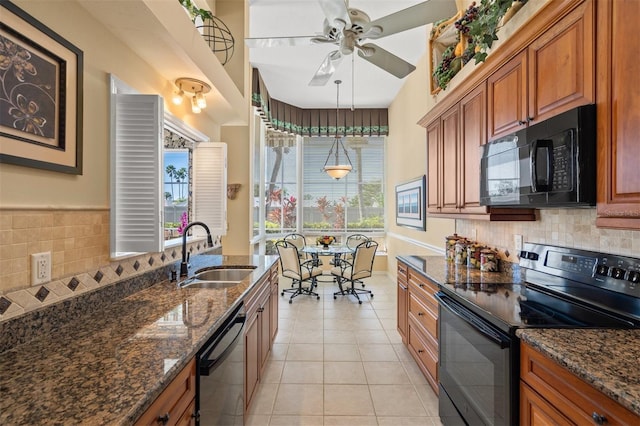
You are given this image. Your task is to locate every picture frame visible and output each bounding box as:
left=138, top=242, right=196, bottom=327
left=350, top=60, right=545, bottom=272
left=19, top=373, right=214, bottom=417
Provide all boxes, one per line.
left=0, top=1, right=83, bottom=174
left=395, top=175, right=426, bottom=230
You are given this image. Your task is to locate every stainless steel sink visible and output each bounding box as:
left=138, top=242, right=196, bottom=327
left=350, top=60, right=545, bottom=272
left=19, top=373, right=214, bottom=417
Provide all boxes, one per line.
left=193, top=268, right=255, bottom=282
left=180, top=280, right=240, bottom=289
left=179, top=266, right=256, bottom=289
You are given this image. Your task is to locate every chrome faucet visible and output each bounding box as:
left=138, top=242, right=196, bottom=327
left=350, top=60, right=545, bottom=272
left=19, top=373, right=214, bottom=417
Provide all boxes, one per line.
left=180, top=221, right=214, bottom=277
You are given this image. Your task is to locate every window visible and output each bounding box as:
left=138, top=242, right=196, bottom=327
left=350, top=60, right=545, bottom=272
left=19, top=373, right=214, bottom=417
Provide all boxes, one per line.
left=302, top=136, right=384, bottom=233
left=251, top=114, right=385, bottom=255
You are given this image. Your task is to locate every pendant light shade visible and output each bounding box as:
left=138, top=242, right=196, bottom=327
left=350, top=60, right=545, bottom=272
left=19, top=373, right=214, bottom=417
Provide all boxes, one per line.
left=323, top=80, right=353, bottom=179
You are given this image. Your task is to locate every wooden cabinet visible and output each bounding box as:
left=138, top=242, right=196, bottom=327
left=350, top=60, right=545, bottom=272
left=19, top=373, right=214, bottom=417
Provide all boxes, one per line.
left=596, top=0, right=640, bottom=229
left=405, top=266, right=439, bottom=395
left=397, top=262, right=408, bottom=343
left=244, top=266, right=279, bottom=414
left=487, top=51, right=528, bottom=140
left=488, top=0, right=594, bottom=140
left=135, top=358, right=196, bottom=426
left=520, top=342, right=639, bottom=426
left=426, top=83, right=535, bottom=220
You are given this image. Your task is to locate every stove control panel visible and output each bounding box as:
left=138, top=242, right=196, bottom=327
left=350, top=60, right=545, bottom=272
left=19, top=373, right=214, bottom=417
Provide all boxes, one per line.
left=520, top=243, right=640, bottom=298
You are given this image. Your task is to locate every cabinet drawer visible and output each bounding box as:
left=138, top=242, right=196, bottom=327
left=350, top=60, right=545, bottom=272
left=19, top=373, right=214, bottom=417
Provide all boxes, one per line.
left=397, top=263, right=408, bottom=284
left=408, top=293, right=437, bottom=338
left=520, top=343, right=638, bottom=425
left=135, top=358, right=196, bottom=426
left=408, top=319, right=438, bottom=394
left=407, top=269, right=438, bottom=302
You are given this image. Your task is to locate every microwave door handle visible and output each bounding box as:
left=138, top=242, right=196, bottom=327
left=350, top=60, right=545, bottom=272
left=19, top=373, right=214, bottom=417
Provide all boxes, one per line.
left=529, top=140, right=553, bottom=193
left=530, top=140, right=538, bottom=193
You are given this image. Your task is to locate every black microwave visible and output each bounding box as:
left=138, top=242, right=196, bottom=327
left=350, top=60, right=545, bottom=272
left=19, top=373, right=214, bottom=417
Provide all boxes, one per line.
left=479, top=105, right=596, bottom=208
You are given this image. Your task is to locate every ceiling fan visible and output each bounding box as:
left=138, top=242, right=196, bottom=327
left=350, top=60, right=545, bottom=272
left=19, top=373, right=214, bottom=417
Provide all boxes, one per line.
left=246, top=0, right=457, bottom=86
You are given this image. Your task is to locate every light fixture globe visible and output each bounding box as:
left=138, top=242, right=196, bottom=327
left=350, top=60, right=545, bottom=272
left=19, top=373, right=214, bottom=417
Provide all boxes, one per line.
left=324, top=164, right=352, bottom=180
left=323, top=80, right=353, bottom=179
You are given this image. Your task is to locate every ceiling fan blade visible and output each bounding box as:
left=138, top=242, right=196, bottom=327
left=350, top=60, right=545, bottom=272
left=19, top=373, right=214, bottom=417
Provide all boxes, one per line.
left=357, top=43, right=416, bottom=78
left=318, top=0, right=350, bottom=31
left=245, top=36, right=319, bottom=48
left=363, top=0, right=458, bottom=39
left=309, top=50, right=343, bottom=86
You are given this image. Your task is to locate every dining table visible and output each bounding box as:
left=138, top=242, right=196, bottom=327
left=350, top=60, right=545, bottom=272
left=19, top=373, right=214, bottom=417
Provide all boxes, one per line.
left=301, top=245, right=354, bottom=281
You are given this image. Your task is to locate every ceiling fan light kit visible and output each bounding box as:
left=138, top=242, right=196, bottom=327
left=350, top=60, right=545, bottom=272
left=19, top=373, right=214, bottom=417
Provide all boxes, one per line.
left=246, top=0, right=457, bottom=87
left=323, top=80, right=353, bottom=180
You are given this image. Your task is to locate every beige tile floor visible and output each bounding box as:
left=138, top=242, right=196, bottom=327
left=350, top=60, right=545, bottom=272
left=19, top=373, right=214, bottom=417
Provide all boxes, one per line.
left=246, top=274, right=442, bottom=426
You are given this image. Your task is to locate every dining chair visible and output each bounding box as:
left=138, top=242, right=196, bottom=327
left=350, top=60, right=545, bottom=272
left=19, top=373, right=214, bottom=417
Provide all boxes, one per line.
left=331, top=240, right=378, bottom=304
left=275, top=240, right=321, bottom=303
left=283, top=233, right=322, bottom=266
left=330, top=234, right=370, bottom=273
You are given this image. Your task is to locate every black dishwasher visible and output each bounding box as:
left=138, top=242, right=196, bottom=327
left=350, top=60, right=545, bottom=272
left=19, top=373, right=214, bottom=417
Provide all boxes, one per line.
left=196, top=303, right=246, bottom=426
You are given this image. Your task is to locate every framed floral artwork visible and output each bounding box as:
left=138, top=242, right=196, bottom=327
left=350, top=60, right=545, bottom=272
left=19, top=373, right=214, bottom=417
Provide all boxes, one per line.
left=0, top=1, right=83, bottom=174
left=395, top=175, right=426, bottom=230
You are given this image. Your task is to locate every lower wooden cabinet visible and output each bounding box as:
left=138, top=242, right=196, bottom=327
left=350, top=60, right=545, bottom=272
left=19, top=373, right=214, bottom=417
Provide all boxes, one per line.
left=135, top=358, right=196, bottom=426
left=398, top=260, right=439, bottom=395
left=397, top=263, right=408, bottom=343
left=520, top=342, right=639, bottom=426
left=244, top=264, right=279, bottom=414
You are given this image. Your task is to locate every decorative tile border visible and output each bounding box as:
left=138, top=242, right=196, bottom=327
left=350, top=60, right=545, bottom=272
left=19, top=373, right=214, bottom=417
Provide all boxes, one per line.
left=0, top=237, right=222, bottom=324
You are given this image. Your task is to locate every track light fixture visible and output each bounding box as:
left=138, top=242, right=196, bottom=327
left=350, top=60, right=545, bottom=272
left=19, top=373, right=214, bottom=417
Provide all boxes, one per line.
left=173, top=77, right=211, bottom=113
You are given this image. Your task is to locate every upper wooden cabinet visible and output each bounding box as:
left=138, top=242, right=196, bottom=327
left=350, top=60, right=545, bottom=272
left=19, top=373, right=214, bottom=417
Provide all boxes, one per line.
left=488, top=0, right=594, bottom=140
left=426, top=83, right=535, bottom=220
left=596, top=0, right=640, bottom=229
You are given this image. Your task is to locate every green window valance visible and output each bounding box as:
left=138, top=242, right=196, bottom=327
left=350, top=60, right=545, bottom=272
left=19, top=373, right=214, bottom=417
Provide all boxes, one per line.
left=252, top=68, right=389, bottom=137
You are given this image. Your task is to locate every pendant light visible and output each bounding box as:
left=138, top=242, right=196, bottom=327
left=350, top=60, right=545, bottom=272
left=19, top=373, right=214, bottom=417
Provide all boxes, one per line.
left=323, top=80, right=353, bottom=179
left=174, top=78, right=211, bottom=113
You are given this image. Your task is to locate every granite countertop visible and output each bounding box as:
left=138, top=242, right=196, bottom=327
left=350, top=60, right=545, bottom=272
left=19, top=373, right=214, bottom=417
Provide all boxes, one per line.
left=0, top=254, right=278, bottom=425
left=518, top=328, right=640, bottom=416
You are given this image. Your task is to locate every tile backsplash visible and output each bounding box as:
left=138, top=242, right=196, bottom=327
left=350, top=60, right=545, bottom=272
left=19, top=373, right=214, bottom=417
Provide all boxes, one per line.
left=0, top=209, right=220, bottom=322
left=456, top=209, right=640, bottom=263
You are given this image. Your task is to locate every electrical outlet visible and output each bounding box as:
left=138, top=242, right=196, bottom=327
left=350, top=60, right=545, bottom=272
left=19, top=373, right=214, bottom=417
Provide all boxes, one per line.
left=514, top=234, right=523, bottom=252
left=31, top=252, right=51, bottom=286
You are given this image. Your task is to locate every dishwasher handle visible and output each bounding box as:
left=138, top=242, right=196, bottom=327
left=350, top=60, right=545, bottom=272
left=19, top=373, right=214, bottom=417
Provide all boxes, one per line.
left=199, top=305, right=246, bottom=376
left=435, top=291, right=510, bottom=349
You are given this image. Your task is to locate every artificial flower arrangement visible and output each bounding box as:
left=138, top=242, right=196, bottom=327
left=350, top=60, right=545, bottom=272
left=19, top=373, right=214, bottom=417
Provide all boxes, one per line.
left=316, top=235, right=335, bottom=246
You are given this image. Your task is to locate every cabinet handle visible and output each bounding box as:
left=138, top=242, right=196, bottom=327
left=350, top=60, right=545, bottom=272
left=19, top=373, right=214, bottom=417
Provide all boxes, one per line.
left=527, top=116, right=534, bottom=123
left=417, top=349, right=424, bottom=354
left=157, top=413, right=170, bottom=425
left=419, top=283, right=425, bottom=288
left=518, top=120, right=527, bottom=125
left=257, top=307, right=264, bottom=313
left=418, top=312, right=424, bottom=316
left=591, top=412, right=607, bottom=425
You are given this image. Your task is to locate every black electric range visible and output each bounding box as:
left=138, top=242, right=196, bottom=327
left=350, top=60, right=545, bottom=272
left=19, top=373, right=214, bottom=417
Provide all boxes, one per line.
left=436, top=243, right=640, bottom=426
left=439, top=243, right=640, bottom=333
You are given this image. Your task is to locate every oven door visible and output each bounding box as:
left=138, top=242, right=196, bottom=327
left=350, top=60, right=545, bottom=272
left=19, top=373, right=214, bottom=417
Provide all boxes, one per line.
left=435, top=292, right=518, bottom=426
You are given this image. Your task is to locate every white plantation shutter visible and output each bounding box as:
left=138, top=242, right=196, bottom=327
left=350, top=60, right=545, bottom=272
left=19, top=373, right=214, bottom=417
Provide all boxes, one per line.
left=111, top=94, right=163, bottom=254
left=193, top=142, right=227, bottom=236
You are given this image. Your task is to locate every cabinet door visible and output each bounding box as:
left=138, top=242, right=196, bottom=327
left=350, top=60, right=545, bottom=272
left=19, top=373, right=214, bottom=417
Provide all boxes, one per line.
left=596, top=0, right=640, bottom=229
left=441, top=106, right=459, bottom=213
left=426, top=119, right=442, bottom=212
left=487, top=51, right=527, bottom=140
left=528, top=0, right=594, bottom=124
left=259, top=293, right=271, bottom=373
left=270, top=266, right=279, bottom=343
left=520, top=382, right=572, bottom=426
left=459, top=83, right=487, bottom=214
left=397, top=262, right=408, bottom=343
left=244, top=313, right=259, bottom=412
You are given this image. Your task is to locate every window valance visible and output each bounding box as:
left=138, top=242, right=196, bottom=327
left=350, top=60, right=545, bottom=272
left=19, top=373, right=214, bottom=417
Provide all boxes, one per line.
left=252, top=68, right=389, bottom=137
